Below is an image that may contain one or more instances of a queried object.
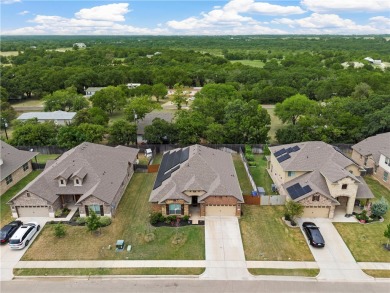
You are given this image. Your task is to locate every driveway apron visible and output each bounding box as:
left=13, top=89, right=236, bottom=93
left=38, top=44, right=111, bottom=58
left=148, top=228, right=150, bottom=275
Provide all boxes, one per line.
left=299, top=218, right=373, bottom=281
left=200, top=216, right=253, bottom=280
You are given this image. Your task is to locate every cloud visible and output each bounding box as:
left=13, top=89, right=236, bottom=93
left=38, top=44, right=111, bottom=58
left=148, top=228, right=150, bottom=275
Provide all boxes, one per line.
left=1, top=0, right=21, bottom=4
left=75, top=3, right=129, bottom=22
left=225, top=0, right=305, bottom=15
left=18, top=10, right=29, bottom=15
left=301, top=0, right=390, bottom=13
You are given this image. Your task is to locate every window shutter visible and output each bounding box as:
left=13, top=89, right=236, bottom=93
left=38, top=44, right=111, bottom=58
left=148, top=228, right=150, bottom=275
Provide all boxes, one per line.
left=100, top=205, right=104, bottom=216
left=166, top=205, right=169, bottom=215
left=85, top=206, right=89, bottom=216
left=181, top=204, right=184, bottom=215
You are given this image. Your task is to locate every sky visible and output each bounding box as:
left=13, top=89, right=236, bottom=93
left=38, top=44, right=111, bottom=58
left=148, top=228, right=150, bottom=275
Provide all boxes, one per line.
left=1, top=0, right=389, bottom=35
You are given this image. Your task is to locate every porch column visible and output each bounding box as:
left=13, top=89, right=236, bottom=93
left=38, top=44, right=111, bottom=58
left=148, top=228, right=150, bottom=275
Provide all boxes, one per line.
left=346, top=196, right=355, bottom=215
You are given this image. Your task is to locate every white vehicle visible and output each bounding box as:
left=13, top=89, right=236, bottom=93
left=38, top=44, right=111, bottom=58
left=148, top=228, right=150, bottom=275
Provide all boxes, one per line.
left=9, top=222, right=40, bottom=250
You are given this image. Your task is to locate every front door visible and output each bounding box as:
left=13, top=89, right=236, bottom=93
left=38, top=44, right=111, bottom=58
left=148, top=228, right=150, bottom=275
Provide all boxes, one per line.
left=191, top=196, right=198, bottom=206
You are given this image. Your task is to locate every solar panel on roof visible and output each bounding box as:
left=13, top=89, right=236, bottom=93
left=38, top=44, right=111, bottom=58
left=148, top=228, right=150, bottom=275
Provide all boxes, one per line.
left=277, top=153, right=291, bottom=163
left=274, top=148, right=286, bottom=157
left=302, top=185, right=312, bottom=194
left=153, top=150, right=184, bottom=190
left=180, top=147, right=189, bottom=163
left=287, top=183, right=312, bottom=200
left=291, top=145, right=300, bottom=152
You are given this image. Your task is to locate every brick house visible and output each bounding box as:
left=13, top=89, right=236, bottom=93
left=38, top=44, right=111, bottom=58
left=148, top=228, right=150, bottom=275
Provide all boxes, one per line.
left=8, top=142, right=138, bottom=218
left=351, top=132, right=390, bottom=190
left=0, top=140, right=38, bottom=195
left=268, top=141, right=374, bottom=218
left=149, top=145, right=243, bottom=217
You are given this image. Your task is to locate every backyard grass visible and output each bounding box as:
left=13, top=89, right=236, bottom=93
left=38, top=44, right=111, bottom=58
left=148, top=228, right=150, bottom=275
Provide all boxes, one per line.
left=151, top=153, right=163, bottom=164
left=248, top=268, right=319, bottom=277
left=232, top=154, right=253, bottom=195
left=108, top=110, right=127, bottom=124
left=250, top=155, right=276, bottom=195
left=265, top=107, right=284, bottom=144
left=0, top=171, right=42, bottom=227
left=334, top=176, right=390, bottom=262
left=363, top=270, right=390, bottom=278
left=11, top=98, right=44, bottom=108
left=14, top=267, right=205, bottom=276
left=22, top=173, right=205, bottom=261
left=240, top=205, right=314, bottom=261
left=35, top=154, right=60, bottom=164
left=231, top=60, right=265, bottom=68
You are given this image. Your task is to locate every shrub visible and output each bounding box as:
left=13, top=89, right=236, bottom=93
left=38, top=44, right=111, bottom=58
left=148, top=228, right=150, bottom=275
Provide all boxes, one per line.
left=150, top=212, right=162, bottom=225
left=99, top=216, right=112, bottom=227
left=246, top=154, right=255, bottom=161
left=63, top=208, right=71, bottom=216
left=54, top=223, right=66, bottom=238
left=158, top=213, right=166, bottom=222
left=76, top=217, right=86, bottom=225
left=183, top=215, right=190, bottom=221
left=284, top=200, right=304, bottom=223
left=245, top=145, right=252, bottom=154
left=284, top=213, right=291, bottom=221
left=371, top=197, right=388, bottom=218
left=356, top=210, right=369, bottom=221
left=248, top=161, right=257, bottom=166
left=55, top=209, right=63, bottom=218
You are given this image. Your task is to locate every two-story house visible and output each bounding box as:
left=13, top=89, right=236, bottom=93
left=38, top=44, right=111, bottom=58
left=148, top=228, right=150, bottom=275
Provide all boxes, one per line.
left=351, top=132, right=390, bottom=190
left=268, top=141, right=374, bottom=218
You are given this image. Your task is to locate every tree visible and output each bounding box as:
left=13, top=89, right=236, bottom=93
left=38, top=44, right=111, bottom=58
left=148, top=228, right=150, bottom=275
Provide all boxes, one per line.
left=284, top=200, right=304, bottom=226
left=144, top=118, right=178, bottom=144
left=152, top=83, right=167, bottom=102
left=175, top=111, right=212, bottom=144
left=54, top=223, right=66, bottom=238
left=57, top=123, right=105, bottom=148
left=384, top=224, right=390, bottom=249
left=86, top=209, right=101, bottom=234
left=109, top=120, right=136, bottom=146
left=274, top=94, right=318, bottom=125
left=90, top=86, right=127, bottom=114
left=371, top=197, right=389, bottom=218
left=44, top=87, right=89, bottom=112
left=11, top=119, right=58, bottom=146
left=204, top=123, right=225, bottom=144
left=125, top=96, right=161, bottom=121
left=171, top=83, right=186, bottom=110
left=73, top=107, right=109, bottom=126
left=351, top=82, right=373, bottom=99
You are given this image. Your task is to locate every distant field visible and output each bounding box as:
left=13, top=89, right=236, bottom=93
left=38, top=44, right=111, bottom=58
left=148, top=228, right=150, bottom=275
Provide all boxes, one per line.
left=263, top=107, right=283, bottom=143
left=231, top=60, right=265, bottom=68
left=11, top=99, right=43, bottom=108
left=0, top=51, right=19, bottom=56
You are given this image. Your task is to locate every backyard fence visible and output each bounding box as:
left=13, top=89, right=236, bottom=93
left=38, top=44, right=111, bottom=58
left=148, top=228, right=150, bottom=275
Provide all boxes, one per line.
left=243, top=195, right=260, bottom=205
left=239, top=147, right=257, bottom=191
left=260, top=195, right=286, bottom=206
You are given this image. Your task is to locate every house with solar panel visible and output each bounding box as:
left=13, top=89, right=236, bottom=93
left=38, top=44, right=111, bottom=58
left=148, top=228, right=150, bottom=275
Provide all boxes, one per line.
left=268, top=141, right=374, bottom=218
left=149, top=145, right=243, bottom=221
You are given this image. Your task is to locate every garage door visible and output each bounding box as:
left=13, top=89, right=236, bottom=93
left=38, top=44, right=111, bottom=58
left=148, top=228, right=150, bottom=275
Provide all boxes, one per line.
left=302, top=207, right=330, bottom=218
left=17, top=207, right=49, bottom=217
left=205, top=205, right=236, bottom=216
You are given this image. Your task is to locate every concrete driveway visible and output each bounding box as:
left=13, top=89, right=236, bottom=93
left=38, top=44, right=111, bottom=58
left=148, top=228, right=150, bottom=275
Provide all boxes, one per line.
left=299, top=218, right=372, bottom=281
left=0, top=218, right=46, bottom=281
left=201, top=216, right=252, bottom=280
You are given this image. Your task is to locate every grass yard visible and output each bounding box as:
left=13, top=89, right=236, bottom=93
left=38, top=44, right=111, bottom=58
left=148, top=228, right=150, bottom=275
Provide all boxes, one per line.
left=265, top=107, right=284, bottom=144
left=250, top=155, right=276, bottom=195
left=0, top=51, right=19, bottom=56
left=23, top=173, right=205, bottom=261
left=151, top=153, right=163, bottom=164
left=334, top=176, right=390, bottom=262
left=35, top=154, right=60, bottom=164
left=248, top=268, right=319, bottom=277
left=231, top=60, right=265, bottom=68
left=14, top=267, right=205, bottom=276
left=232, top=154, right=253, bottom=195
left=11, top=98, right=44, bottom=108
left=0, top=171, right=42, bottom=227
left=108, top=110, right=127, bottom=124
left=240, top=205, right=314, bottom=261
left=363, top=270, right=390, bottom=278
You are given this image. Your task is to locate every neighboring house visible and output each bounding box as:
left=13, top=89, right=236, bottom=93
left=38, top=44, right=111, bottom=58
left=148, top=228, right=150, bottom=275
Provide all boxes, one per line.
left=364, top=57, right=381, bottom=64
left=268, top=141, right=374, bottom=218
left=17, top=111, right=76, bottom=126
left=137, top=111, right=174, bottom=144
left=73, top=43, right=86, bottom=49
left=0, top=141, right=38, bottom=195
left=84, top=87, right=105, bottom=97
left=351, top=132, right=390, bottom=190
left=8, top=142, right=139, bottom=218
left=127, top=83, right=141, bottom=89
left=149, top=145, right=243, bottom=217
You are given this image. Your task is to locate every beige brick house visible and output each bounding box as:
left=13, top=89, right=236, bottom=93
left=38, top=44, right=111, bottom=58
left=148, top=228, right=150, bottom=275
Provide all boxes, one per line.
left=0, top=140, right=38, bottom=195
left=268, top=141, right=374, bottom=218
left=351, top=132, right=390, bottom=190
left=8, top=142, right=138, bottom=218
left=149, top=145, right=243, bottom=218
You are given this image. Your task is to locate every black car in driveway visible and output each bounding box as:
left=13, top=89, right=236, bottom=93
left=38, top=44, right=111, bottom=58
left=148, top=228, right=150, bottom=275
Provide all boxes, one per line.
left=302, top=222, right=325, bottom=248
left=0, top=221, right=23, bottom=244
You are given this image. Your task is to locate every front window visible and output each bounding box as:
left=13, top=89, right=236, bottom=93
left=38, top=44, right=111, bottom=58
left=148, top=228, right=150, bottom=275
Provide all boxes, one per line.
left=5, top=175, right=13, bottom=185
left=168, top=204, right=182, bottom=215
left=287, top=171, right=296, bottom=177
left=89, top=205, right=102, bottom=216
left=342, top=184, right=348, bottom=190
left=384, top=171, right=389, bottom=182
left=23, top=163, right=29, bottom=171
left=312, top=195, right=320, bottom=201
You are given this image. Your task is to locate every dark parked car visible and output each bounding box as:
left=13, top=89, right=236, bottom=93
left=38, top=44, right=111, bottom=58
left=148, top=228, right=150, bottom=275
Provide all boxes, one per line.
left=302, top=222, right=325, bottom=248
left=0, top=221, right=23, bottom=244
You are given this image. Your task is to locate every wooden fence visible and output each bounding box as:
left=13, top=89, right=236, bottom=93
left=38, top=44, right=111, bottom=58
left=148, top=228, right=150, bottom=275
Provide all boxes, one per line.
left=243, top=195, right=260, bottom=205
left=148, top=164, right=160, bottom=173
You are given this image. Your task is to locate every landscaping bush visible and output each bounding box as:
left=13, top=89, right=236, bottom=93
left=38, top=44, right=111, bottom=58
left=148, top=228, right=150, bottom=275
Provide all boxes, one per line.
left=356, top=210, right=369, bottom=222
left=248, top=161, right=257, bottom=167
left=183, top=215, right=190, bottom=221
left=246, top=154, right=255, bottom=161
left=55, top=209, right=63, bottom=218
left=371, top=197, right=389, bottom=218
left=63, top=207, right=71, bottom=216
left=99, top=216, right=112, bottom=227
left=150, top=212, right=162, bottom=225
left=245, top=145, right=252, bottom=154
left=76, top=217, right=86, bottom=225
left=284, top=213, right=291, bottom=222
left=53, top=223, right=66, bottom=238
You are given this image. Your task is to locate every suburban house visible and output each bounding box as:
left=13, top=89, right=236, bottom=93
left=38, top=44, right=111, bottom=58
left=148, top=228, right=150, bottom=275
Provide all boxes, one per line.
left=268, top=141, right=374, bottom=218
left=351, top=132, right=390, bottom=190
left=8, top=142, right=139, bottom=218
left=17, top=111, right=76, bottom=126
left=149, top=145, right=243, bottom=218
left=137, top=111, right=174, bottom=144
left=73, top=42, right=86, bottom=49
left=0, top=141, right=38, bottom=195
left=84, top=87, right=105, bottom=97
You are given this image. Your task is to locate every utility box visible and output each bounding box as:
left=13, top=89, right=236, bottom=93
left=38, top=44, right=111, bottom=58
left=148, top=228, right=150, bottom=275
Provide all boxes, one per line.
left=116, top=240, right=125, bottom=251
left=257, top=187, right=265, bottom=196
left=145, top=148, right=152, bottom=158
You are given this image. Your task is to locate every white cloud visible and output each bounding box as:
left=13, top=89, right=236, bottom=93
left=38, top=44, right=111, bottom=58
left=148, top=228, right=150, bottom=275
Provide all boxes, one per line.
left=225, top=0, right=305, bottom=15
left=369, top=16, right=390, bottom=30
left=1, top=0, right=21, bottom=4
left=18, top=10, right=29, bottom=15
left=301, top=0, right=390, bottom=13
left=75, top=3, right=129, bottom=22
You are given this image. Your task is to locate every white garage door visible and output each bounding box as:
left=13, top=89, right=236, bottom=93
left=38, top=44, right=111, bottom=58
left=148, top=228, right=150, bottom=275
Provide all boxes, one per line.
left=17, top=207, right=49, bottom=217
left=205, top=205, right=236, bottom=216
left=302, top=207, right=330, bottom=218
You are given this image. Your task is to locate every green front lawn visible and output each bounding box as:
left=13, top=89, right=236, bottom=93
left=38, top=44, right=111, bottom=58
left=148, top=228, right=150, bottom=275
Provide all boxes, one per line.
left=240, top=205, right=314, bottom=261
left=232, top=154, right=253, bottom=195
left=1, top=171, right=42, bottom=227
left=23, top=173, right=205, bottom=261
left=334, top=176, right=390, bottom=262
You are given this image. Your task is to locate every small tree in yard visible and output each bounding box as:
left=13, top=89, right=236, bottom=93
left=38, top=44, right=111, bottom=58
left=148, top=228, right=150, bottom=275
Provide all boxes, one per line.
left=54, top=223, right=66, bottom=238
left=86, top=210, right=101, bottom=234
left=371, top=197, right=389, bottom=219
left=384, top=224, right=390, bottom=249
left=284, top=200, right=304, bottom=226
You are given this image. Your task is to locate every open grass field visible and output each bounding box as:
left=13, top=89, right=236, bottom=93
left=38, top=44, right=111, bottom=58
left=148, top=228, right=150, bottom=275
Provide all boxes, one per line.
left=334, top=176, right=390, bottom=262
left=0, top=51, right=19, bottom=56
left=264, top=107, right=283, bottom=143
left=248, top=268, right=319, bottom=277
left=22, top=173, right=205, bottom=261
left=0, top=171, right=42, bottom=227
left=250, top=155, right=276, bottom=195
left=240, top=205, right=314, bottom=261
left=11, top=99, right=44, bottom=108
left=232, top=154, right=253, bottom=195
left=231, top=60, right=265, bottom=68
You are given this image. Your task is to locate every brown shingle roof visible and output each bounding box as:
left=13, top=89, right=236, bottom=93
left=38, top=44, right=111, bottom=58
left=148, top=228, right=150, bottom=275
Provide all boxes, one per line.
left=137, top=111, right=174, bottom=135
left=149, top=145, right=243, bottom=204
left=352, top=132, right=390, bottom=164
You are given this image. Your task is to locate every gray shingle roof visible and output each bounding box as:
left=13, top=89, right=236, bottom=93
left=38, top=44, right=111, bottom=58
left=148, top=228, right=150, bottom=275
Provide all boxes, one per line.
left=149, top=145, right=243, bottom=204
left=137, top=111, right=174, bottom=135
left=352, top=132, right=390, bottom=164
left=17, top=111, right=76, bottom=121
left=0, top=141, right=38, bottom=181
left=9, top=143, right=139, bottom=205
left=85, top=87, right=105, bottom=92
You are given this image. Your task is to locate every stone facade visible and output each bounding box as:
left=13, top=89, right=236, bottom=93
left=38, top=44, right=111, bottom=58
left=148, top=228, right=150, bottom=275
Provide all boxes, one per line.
left=373, top=166, right=390, bottom=190
left=160, top=199, right=189, bottom=217
left=78, top=196, right=111, bottom=217
left=1, top=161, right=33, bottom=195
left=298, top=193, right=333, bottom=207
